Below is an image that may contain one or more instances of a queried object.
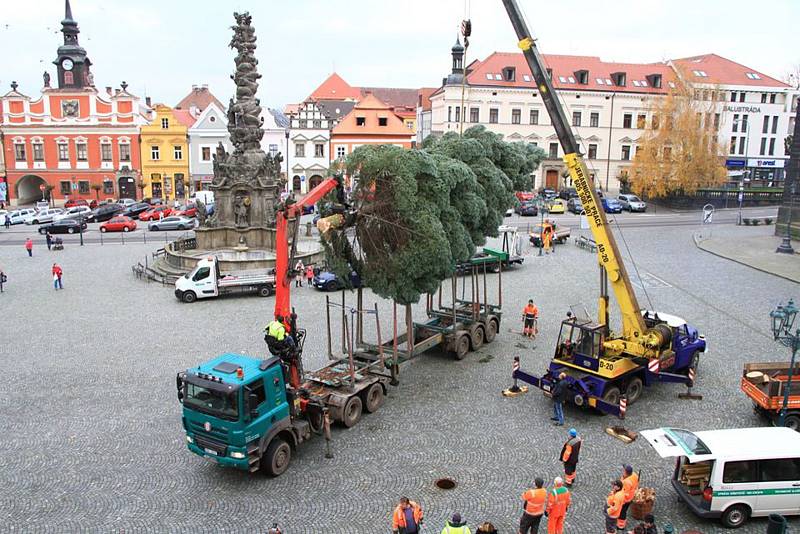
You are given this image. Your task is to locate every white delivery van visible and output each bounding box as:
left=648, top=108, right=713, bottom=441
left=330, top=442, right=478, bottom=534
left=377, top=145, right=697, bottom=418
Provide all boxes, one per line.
left=174, top=256, right=275, bottom=303
left=642, top=426, right=800, bottom=528
left=190, top=191, right=214, bottom=204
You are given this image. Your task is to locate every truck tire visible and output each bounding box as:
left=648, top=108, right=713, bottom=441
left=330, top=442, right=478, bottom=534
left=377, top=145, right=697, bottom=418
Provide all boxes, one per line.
left=342, top=395, right=363, bottom=427
left=624, top=377, right=643, bottom=404
left=485, top=318, right=498, bottom=343
left=363, top=383, right=385, bottom=413
left=182, top=291, right=197, bottom=303
left=453, top=334, right=470, bottom=360
left=258, top=285, right=272, bottom=297
left=469, top=325, right=485, bottom=350
left=263, top=438, right=291, bottom=477
left=602, top=386, right=621, bottom=406
left=785, top=414, right=800, bottom=432
left=721, top=504, right=750, bottom=528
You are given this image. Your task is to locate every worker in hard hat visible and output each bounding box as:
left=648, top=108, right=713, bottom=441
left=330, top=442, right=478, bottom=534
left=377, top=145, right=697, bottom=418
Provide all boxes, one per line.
left=560, top=428, right=582, bottom=487
left=618, top=464, right=640, bottom=531
left=522, top=300, right=539, bottom=338
left=545, top=476, right=571, bottom=534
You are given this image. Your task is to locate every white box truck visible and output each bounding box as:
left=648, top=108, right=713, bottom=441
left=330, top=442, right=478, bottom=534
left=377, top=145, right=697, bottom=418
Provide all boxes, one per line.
left=175, top=257, right=275, bottom=303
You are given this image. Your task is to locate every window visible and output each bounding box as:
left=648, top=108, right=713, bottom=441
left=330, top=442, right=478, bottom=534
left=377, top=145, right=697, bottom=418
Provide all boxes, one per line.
left=103, top=180, right=114, bottom=195
left=771, top=116, right=778, bottom=134
left=33, top=143, right=44, bottom=161
left=692, top=70, right=707, bottom=77
left=173, top=146, right=183, bottom=160
left=151, top=146, right=160, bottom=160
left=730, top=137, right=737, bottom=155
left=448, top=106, right=452, bottom=122
left=294, top=143, right=305, bottom=157
left=651, top=114, right=660, bottom=130
left=733, top=114, right=740, bottom=132
left=739, top=137, right=746, bottom=154
left=590, top=112, right=599, bottom=128
left=623, top=114, right=632, bottom=128
left=637, top=114, right=646, bottom=129
left=548, top=143, right=558, bottom=158
left=512, top=109, right=521, bottom=124
left=762, top=116, right=770, bottom=134
left=119, top=144, right=131, bottom=162
left=741, top=114, right=748, bottom=132
left=64, top=72, right=73, bottom=85
left=336, top=146, right=346, bottom=159
left=356, top=116, right=366, bottom=126
left=761, top=93, right=767, bottom=104
left=378, top=117, right=388, bottom=126
left=530, top=109, right=539, bottom=125
left=588, top=144, right=597, bottom=159
left=503, top=67, right=515, bottom=81
left=576, top=70, right=589, bottom=85
left=161, top=118, right=169, bottom=129
left=299, top=119, right=307, bottom=128
left=739, top=92, right=745, bottom=103
left=78, top=180, right=90, bottom=194
left=192, top=267, right=211, bottom=282
left=60, top=181, right=71, bottom=195
left=730, top=92, right=737, bottom=102
left=723, top=460, right=758, bottom=484
left=101, top=143, right=112, bottom=162
left=470, top=107, right=479, bottom=123
left=760, top=138, right=767, bottom=155
left=714, top=114, right=720, bottom=130
left=269, top=144, right=278, bottom=158
left=572, top=111, right=581, bottom=127
left=201, top=147, right=211, bottom=161
left=760, top=458, right=800, bottom=482
left=76, top=142, right=87, bottom=162
left=313, top=119, right=321, bottom=128
left=621, top=145, right=631, bottom=160
left=770, top=93, right=776, bottom=104
left=14, top=143, right=26, bottom=162
left=769, top=138, right=775, bottom=156
left=314, top=143, right=324, bottom=157
left=248, top=378, right=267, bottom=407
left=58, top=143, right=69, bottom=161
left=454, top=107, right=460, bottom=123
left=663, top=146, right=672, bottom=160
left=489, top=108, right=498, bottom=124
left=745, top=72, right=761, bottom=80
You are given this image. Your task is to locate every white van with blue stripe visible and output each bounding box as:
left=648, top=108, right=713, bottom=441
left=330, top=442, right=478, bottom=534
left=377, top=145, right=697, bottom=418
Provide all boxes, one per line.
left=642, top=427, right=800, bottom=528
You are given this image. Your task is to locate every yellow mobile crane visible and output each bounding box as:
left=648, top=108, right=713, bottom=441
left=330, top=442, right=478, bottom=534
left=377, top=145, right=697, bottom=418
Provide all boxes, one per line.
left=503, top=0, right=707, bottom=416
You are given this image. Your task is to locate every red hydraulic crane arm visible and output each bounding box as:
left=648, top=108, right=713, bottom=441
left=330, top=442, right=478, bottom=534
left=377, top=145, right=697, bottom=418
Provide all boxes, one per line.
left=274, top=177, right=341, bottom=321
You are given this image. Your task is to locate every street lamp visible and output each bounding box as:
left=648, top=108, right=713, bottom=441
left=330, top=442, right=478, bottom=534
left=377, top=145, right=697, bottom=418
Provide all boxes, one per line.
left=769, top=299, right=800, bottom=428
left=732, top=117, right=751, bottom=225
left=538, top=196, right=545, bottom=256
left=776, top=183, right=796, bottom=254
left=284, top=129, right=290, bottom=193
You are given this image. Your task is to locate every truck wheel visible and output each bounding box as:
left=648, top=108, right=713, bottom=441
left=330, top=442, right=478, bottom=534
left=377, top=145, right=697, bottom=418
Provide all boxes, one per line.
left=602, top=386, right=621, bottom=405
left=469, top=325, right=485, bottom=350
left=453, top=334, right=470, bottom=360
left=342, top=395, right=363, bottom=427
left=258, top=285, right=272, bottom=297
left=263, top=438, right=291, bottom=477
left=182, top=291, right=197, bottom=303
left=485, top=318, right=498, bottom=343
left=785, top=414, right=800, bottom=431
left=625, top=377, right=643, bottom=404
left=721, top=504, right=750, bottom=528
left=690, top=351, right=700, bottom=372
left=363, top=383, right=385, bottom=413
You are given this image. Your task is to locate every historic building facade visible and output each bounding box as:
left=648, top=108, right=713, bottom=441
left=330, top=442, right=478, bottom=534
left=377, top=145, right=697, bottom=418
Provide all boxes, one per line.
left=0, top=1, right=146, bottom=206
left=287, top=101, right=332, bottom=194
left=139, top=104, right=194, bottom=201
left=187, top=102, right=230, bottom=193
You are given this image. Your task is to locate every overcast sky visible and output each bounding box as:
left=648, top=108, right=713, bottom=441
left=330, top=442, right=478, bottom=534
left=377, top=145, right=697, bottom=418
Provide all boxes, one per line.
left=1, top=0, right=798, bottom=109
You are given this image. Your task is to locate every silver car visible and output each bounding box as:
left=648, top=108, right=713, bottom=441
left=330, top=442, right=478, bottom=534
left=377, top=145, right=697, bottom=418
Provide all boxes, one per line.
left=148, top=216, right=196, bottom=231
left=617, top=194, right=647, bottom=213
left=55, top=206, right=95, bottom=222
left=26, top=208, right=65, bottom=225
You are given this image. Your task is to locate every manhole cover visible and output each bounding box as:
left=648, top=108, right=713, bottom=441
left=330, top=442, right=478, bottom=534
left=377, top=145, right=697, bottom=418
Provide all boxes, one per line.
left=435, top=478, right=457, bottom=490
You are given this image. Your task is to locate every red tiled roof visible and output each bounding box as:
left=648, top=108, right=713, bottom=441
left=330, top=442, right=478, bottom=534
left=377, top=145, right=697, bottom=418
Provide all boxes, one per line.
left=671, top=54, right=789, bottom=88
left=175, top=86, right=224, bottom=112
left=332, top=93, right=413, bottom=136
left=284, top=103, right=300, bottom=115
left=359, top=87, right=418, bottom=109
left=308, top=73, right=361, bottom=101
left=417, top=87, right=437, bottom=111
left=173, top=109, right=197, bottom=128
left=466, top=52, right=675, bottom=94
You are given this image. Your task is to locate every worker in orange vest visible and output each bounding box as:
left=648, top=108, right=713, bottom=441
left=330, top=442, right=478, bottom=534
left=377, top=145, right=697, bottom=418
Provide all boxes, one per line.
left=392, top=496, right=423, bottom=534
left=519, top=477, right=547, bottom=534
left=542, top=223, right=554, bottom=254
left=522, top=300, right=539, bottom=338
left=605, top=479, right=625, bottom=534
left=560, top=428, right=581, bottom=486
left=545, top=476, right=571, bottom=534
left=618, top=465, right=640, bottom=530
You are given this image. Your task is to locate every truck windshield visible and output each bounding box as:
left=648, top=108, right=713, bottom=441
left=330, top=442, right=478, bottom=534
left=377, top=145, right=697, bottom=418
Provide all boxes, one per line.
left=184, top=381, right=239, bottom=421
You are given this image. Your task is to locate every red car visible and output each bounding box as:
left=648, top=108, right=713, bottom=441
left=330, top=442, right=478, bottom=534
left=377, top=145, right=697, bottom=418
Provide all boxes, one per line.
left=174, top=203, right=197, bottom=217
left=64, top=199, right=89, bottom=209
left=100, top=216, right=137, bottom=232
left=138, top=206, right=173, bottom=221
left=515, top=191, right=535, bottom=202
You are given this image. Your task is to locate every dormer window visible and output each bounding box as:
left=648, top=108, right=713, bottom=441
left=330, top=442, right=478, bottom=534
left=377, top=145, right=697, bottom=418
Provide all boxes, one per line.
left=378, top=117, right=388, bottom=126
left=546, top=68, right=553, bottom=79
left=574, top=70, right=589, bottom=85
left=356, top=117, right=366, bottom=126
left=646, top=74, right=662, bottom=88
left=503, top=67, right=516, bottom=82
left=611, top=72, right=626, bottom=87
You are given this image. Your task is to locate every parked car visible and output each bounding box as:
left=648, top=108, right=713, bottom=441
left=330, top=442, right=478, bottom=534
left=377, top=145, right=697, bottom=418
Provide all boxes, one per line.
left=35, top=201, right=50, bottom=210
left=548, top=199, right=566, bottom=214
left=7, top=209, right=37, bottom=225
left=117, top=198, right=137, bottom=207
left=515, top=201, right=538, bottom=216
left=148, top=216, right=196, bottom=231
left=173, top=203, right=198, bottom=218
left=515, top=191, right=535, bottom=202
left=312, top=269, right=362, bottom=291
left=601, top=198, right=623, bottom=214
left=100, top=216, right=137, bottom=232
left=138, top=206, right=173, bottom=221
left=123, top=202, right=151, bottom=219
left=567, top=197, right=583, bottom=214
left=55, top=205, right=94, bottom=222
left=64, top=199, right=89, bottom=209
left=26, top=208, right=64, bottom=225
left=539, top=188, right=557, bottom=201
left=618, top=194, right=647, bottom=212
left=142, top=197, right=164, bottom=206
left=504, top=207, right=514, bottom=217
left=558, top=187, right=578, bottom=200
left=92, top=203, right=126, bottom=222
left=39, top=219, right=87, bottom=234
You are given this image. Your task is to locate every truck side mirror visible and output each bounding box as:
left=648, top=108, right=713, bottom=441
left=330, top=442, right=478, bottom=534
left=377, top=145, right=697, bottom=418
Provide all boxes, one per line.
left=176, top=372, right=184, bottom=403
left=249, top=393, right=259, bottom=419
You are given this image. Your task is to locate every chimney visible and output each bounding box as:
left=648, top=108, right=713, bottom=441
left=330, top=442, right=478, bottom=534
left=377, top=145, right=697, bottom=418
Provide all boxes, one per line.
left=145, top=96, right=152, bottom=107
left=105, top=86, right=112, bottom=95
left=201, top=84, right=208, bottom=89
left=115, top=89, right=121, bottom=95
left=192, top=84, right=198, bottom=91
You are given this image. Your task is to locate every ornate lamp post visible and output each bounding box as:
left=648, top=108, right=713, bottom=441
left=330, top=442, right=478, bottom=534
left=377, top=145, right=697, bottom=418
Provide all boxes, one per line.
left=538, top=196, right=545, bottom=256
left=769, top=299, right=799, bottom=428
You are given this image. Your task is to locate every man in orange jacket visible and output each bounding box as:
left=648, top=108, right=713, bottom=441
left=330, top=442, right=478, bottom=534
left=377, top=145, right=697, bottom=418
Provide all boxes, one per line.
left=560, top=428, right=581, bottom=486
left=618, top=465, right=639, bottom=530
left=605, top=479, right=625, bottom=534
left=545, top=476, right=571, bottom=534
left=519, top=477, right=547, bottom=534
left=392, top=496, right=423, bottom=534
left=522, top=300, right=539, bottom=337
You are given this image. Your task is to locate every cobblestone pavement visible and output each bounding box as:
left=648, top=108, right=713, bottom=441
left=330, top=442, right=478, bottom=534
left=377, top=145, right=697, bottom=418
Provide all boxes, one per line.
left=0, top=219, right=797, bottom=533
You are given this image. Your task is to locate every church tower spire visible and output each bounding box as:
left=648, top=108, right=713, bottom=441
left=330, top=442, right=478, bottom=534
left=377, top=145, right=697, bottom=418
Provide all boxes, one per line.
left=54, top=0, right=93, bottom=89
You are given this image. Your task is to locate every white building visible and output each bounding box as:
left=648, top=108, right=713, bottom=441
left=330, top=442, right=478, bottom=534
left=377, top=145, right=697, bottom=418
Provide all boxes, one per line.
left=187, top=102, right=231, bottom=193
left=287, top=101, right=332, bottom=194
left=261, top=108, right=288, bottom=181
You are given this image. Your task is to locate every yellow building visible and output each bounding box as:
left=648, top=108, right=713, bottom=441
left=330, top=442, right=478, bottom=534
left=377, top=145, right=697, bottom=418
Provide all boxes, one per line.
left=139, top=104, right=195, bottom=201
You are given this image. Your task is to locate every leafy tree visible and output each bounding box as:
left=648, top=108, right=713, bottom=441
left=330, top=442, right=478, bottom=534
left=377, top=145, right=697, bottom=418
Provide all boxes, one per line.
left=629, top=71, right=727, bottom=197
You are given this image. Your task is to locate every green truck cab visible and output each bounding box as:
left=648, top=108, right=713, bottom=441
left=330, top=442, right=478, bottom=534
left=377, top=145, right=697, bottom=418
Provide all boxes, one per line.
left=177, top=353, right=312, bottom=476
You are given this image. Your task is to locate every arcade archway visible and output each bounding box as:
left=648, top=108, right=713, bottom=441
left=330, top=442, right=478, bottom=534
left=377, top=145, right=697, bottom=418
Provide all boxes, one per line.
left=15, top=174, right=47, bottom=205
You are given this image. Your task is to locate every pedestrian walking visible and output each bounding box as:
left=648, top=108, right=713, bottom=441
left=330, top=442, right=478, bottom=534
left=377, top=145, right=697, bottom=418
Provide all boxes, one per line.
left=391, top=496, right=423, bottom=534
left=305, top=264, right=314, bottom=286
left=618, top=464, right=640, bottom=531
left=605, top=479, right=625, bottom=534
left=441, top=512, right=470, bottom=534
left=294, top=260, right=304, bottom=287
left=46, top=232, right=53, bottom=251
left=520, top=477, right=547, bottom=534
left=545, top=477, right=571, bottom=534
left=0, top=269, right=7, bottom=293
left=522, top=299, right=539, bottom=337
left=25, top=238, right=33, bottom=257
left=52, top=263, right=63, bottom=290
left=560, top=428, right=582, bottom=487
left=550, top=372, right=567, bottom=426
left=4, top=213, right=10, bottom=229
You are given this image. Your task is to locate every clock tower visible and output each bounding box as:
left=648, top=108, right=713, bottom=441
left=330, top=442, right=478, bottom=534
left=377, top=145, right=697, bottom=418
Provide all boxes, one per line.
left=54, top=0, right=93, bottom=89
